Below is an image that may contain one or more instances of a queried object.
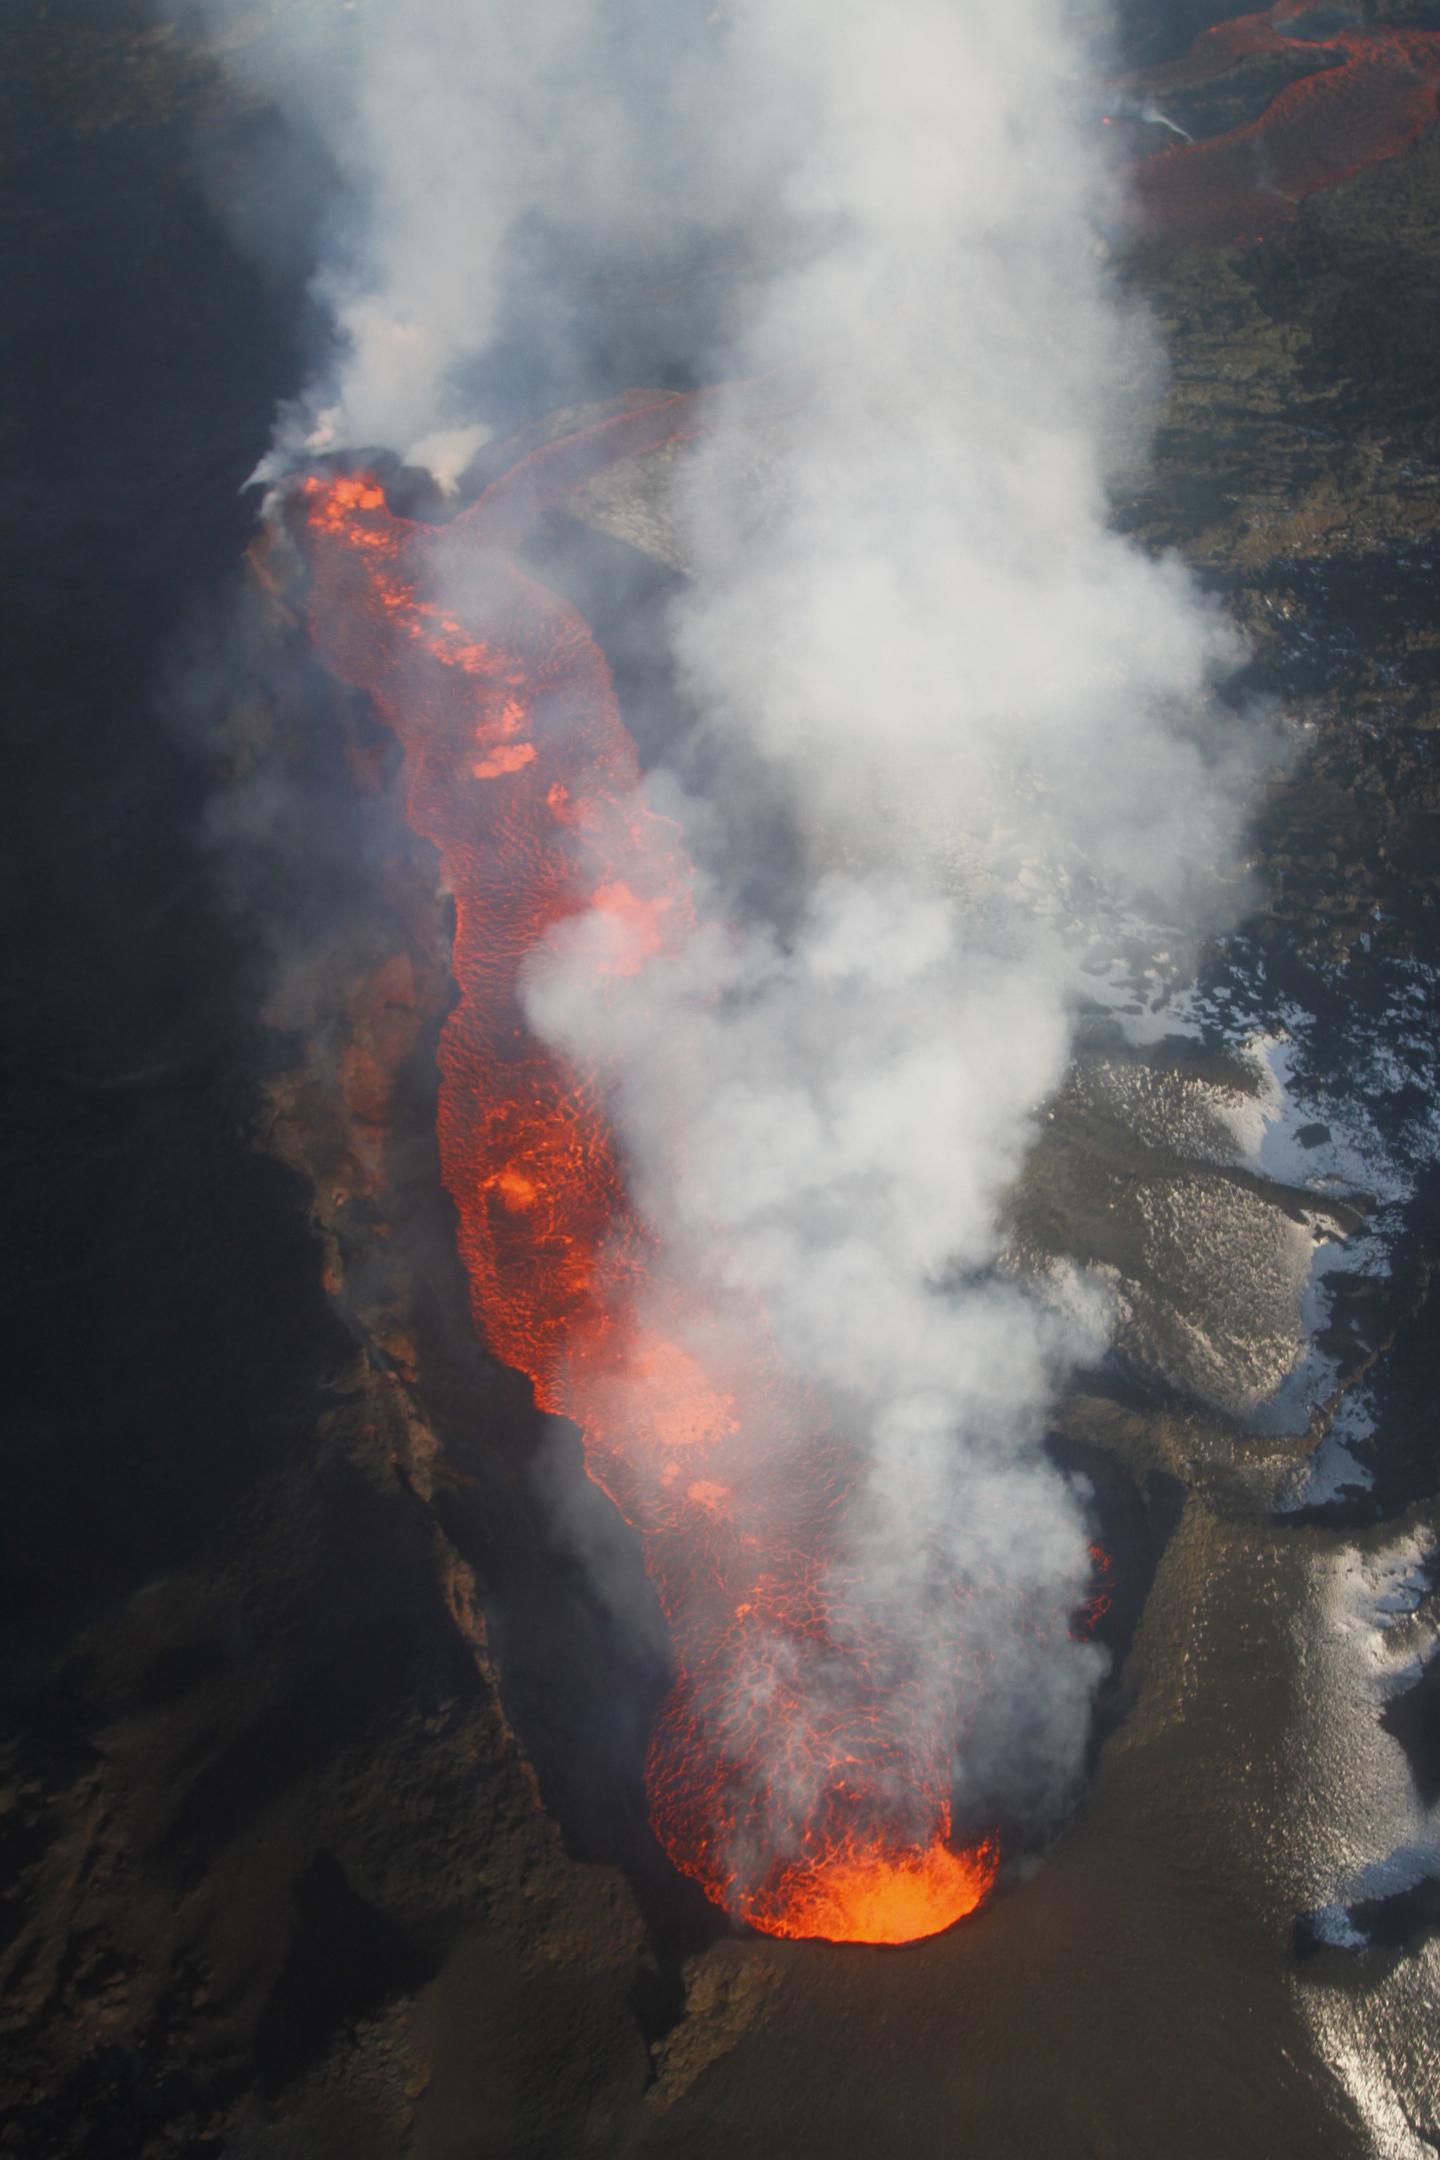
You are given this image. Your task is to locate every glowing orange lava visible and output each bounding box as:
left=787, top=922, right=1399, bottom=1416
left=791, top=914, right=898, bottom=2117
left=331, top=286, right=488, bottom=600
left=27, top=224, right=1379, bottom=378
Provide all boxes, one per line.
left=294, top=396, right=999, bottom=1944
left=746, top=1827, right=998, bottom=1947
left=287, top=3, right=1428, bottom=1944
left=1116, top=0, right=1440, bottom=245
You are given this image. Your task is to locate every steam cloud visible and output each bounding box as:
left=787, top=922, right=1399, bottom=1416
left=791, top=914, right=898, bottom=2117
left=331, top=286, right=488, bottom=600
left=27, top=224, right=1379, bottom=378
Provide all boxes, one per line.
left=196, top=0, right=1258, bottom=1884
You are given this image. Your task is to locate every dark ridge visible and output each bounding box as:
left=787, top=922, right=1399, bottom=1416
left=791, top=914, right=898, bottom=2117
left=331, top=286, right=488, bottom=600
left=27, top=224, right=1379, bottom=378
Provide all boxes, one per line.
left=1380, top=1639, right=1440, bottom=1805
left=253, top=1852, right=439, bottom=2091
left=429, top=1407, right=733, bottom=1970
left=0, top=0, right=349, bottom=1672
left=1285, top=1180, right=1440, bottom=1529
left=1046, top=1430, right=1187, bottom=1752
left=1114, top=0, right=1264, bottom=69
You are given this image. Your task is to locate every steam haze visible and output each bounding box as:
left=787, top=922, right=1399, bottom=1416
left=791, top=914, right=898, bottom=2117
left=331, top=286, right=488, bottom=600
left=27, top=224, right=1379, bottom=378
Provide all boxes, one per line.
left=198, top=0, right=1262, bottom=1898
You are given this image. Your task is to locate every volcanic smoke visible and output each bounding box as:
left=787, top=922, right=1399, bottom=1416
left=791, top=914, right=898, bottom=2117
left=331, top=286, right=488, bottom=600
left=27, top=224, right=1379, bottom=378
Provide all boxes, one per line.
left=198, top=0, right=1433, bottom=1941
left=296, top=422, right=1007, bottom=1941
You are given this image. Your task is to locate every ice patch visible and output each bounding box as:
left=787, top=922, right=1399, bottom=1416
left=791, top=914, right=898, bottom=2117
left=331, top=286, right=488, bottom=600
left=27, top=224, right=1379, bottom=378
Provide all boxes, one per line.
left=1075, top=940, right=1205, bottom=1046
left=1347, top=1843, right=1440, bottom=1904
left=1251, top=1226, right=1379, bottom=1440
left=1239, top=1027, right=1417, bottom=1208
left=1278, top=1381, right=1377, bottom=1512
left=1309, top=1903, right=1370, bottom=1950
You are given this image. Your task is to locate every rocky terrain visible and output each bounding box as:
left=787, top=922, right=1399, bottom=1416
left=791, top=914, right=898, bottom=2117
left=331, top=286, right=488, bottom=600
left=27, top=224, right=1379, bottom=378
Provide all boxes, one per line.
left=3, top=2, right=1438, bottom=2155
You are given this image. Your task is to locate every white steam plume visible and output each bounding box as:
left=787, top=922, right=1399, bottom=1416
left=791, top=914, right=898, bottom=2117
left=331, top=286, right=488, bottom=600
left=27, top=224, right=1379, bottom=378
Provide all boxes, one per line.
left=194, top=0, right=772, bottom=476
left=198, top=0, right=1260, bottom=1877
left=520, top=0, right=1256, bottom=1862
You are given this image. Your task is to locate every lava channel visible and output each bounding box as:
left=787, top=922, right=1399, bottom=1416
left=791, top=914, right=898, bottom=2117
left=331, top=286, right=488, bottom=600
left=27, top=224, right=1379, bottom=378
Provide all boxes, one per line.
left=286, top=0, right=1430, bottom=1931
left=1117, top=0, right=1440, bottom=246
left=292, top=399, right=1011, bottom=1945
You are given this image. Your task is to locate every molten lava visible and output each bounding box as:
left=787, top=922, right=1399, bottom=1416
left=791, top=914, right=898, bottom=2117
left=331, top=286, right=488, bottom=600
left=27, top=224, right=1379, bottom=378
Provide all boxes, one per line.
left=291, top=9, right=1431, bottom=1940
left=296, top=400, right=1000, bottom=1944
left=747, top=1831, right=998, bottom=1947
left=1117, top=0, right=1440, bottom=245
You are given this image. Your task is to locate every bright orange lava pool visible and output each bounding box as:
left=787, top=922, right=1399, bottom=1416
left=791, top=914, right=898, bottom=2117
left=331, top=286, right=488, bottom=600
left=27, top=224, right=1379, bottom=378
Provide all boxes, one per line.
left=746, top=1833, right=998, bottom=1947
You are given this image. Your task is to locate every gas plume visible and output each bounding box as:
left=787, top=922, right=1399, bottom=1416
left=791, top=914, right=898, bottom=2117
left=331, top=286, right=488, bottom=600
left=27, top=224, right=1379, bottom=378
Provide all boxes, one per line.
left=198, top=0, right=1264, bottom=1938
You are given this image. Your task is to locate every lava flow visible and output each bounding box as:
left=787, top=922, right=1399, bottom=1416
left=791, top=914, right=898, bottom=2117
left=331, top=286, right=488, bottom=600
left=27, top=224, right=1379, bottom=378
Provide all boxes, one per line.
left=290, top=7, right=1433, bottom=1940
left=294, top=397, right=1000, bottom=1945
left=1117, top=0, right=1440, bottom=245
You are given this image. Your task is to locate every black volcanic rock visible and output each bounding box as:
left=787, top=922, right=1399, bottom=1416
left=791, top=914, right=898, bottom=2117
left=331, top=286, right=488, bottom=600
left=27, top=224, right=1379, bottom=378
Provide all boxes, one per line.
left=254, top=1852, right=439, bottom=2090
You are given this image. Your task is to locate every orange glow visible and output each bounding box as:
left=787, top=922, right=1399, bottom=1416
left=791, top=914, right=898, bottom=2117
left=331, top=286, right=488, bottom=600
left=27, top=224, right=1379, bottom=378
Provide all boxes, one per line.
left=744, top=1827, right=998, bottom=1946
left=688, top=1479, right=731, bottom=1508
left=472, top=741, right=537, bottom=779
left=489, top=1167, right=538, bottom=1210
left=590, top=880, right=671, bottom=971
left=293, top=402, right=1000, bottom=1944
